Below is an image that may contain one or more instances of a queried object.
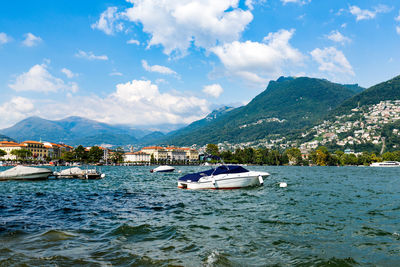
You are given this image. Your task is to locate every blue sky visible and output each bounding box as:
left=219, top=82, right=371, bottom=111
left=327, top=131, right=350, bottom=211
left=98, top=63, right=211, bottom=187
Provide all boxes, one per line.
left=1, top=0, right=400, bottom=129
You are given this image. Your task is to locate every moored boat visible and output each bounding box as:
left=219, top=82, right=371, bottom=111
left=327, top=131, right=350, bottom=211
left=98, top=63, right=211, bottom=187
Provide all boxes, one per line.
left=0, top=165, right=52, bottom=181
left=53, top=167, right=104, bottom=179
left=150, top=165, right=175, bottom=173
left=178, top=165, right=270, bottom=190
left=370, top=161, right=400, bottom=167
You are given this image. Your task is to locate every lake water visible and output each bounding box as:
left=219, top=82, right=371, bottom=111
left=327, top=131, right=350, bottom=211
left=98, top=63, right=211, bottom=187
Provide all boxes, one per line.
left=1, top=166, right=400, bottom=266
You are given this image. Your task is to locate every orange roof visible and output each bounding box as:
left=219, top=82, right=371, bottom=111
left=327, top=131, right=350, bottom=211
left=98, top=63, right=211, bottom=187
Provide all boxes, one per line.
left=125, top=152, right=149, bottom=155
left=0, top=141, right=22, bottom=147
left=22, top=140, right=43, bottom=144
left=142, top=146, right=165, bottom=150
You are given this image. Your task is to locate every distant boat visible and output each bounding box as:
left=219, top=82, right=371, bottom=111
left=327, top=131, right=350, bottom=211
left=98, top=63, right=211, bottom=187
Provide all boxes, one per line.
left=150, top=165, right=175, bottom=173
left=54, top=167, right=104, bottom=179
left=178, top=165, right=270, bottom=190
left=0, top=165, right=52, bottom=181
left=370, top=161, right=400, bottom=167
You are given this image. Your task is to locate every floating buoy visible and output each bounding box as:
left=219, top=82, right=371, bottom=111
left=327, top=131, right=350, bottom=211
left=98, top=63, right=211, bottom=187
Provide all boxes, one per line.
left=178, top=170, right=182, bottom=173
left=258, top=175, right=264, bottom=185
left=279, top=182, right=287, bottom=188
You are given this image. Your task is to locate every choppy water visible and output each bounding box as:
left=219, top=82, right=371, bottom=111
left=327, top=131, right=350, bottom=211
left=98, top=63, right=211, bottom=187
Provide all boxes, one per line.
left=1, top=166, right=400, bottom=266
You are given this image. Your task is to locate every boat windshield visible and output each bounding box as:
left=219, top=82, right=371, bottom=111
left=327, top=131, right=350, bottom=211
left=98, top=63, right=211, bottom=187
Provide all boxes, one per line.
left=178, top=165, right=249, bottom=182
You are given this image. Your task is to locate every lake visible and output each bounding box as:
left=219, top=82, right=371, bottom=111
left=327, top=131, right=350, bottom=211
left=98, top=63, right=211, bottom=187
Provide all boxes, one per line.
left=1, top=166, right=399, bottom=266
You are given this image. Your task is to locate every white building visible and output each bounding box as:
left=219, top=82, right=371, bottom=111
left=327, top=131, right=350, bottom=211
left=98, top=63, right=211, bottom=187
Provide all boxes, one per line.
left=124, top=151, right=150, bottom=163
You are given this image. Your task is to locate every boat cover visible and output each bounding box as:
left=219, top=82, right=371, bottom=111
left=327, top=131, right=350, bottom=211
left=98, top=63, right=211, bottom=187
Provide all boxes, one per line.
left=178, top=165, right=249, bottom=182
left=58, top=167, right=84, bottom=175
left=0, top=165, right=51, bottom=178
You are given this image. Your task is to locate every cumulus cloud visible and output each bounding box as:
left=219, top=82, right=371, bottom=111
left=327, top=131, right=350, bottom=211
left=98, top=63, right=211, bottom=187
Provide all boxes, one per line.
left=203, top=84, right=223, bottom=98
left=349, top=5, right=391, bottom=21
left=61, top=68, right=77, bottom=78
left=2, top=80, right=210, bottom=128
left=396, top=10, right=400, bottom=21
left=0, top=32, right=11, bottom=45
left=141, top=60, right=177, bottom=75
left=211, top=29, right=303, bottom=85
left=9, top=63, right=78, bottom=93
left=91, top=7, right=123, bottom=35
left=22, top=33, right=42, bottom=47
left=311, top=47, right=354, bottom=76
left=397, top=26, right=400, bottom=35
left=127, top=39, right=140, bottom=45
left=0, top=97, right=35, bottom=128
left=75, top=50, right=108, bottom=61
left=122, top=0, right=253, bottom=56
left=326, top=30, right=351, bottom=45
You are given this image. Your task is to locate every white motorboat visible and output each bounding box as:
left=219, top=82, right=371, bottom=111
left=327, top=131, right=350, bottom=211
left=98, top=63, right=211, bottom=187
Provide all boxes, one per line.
left=54, top=167, right=105, bottom=179
left=178, top=165, right=270, bottom=190
left=150, top=165, right=175, bottom=173
left=0, top=165, right=52, bottom=181
left=370, top=161, right=400, bottom=167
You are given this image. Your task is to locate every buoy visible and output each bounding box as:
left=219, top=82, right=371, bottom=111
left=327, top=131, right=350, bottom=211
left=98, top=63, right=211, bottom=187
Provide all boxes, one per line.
left=101, top=173, right=106, bottom=178
left=279, top=182, right=287, bottom=188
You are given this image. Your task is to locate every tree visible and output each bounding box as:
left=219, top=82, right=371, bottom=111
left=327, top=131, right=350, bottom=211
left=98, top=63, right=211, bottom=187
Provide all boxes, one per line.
left=61, top=151, right=75, bottom=162
left=285, top=147, right=302, bottom=165
left=88, top=146, right=103, bottom=163
left=11, top=149, right=32, bottom=160
left=111, top=147, right=124, bottom=163
left=74, top=145, right=87, bottom=162
left=206, top=144, right=219, bottom=156
left=0, top=149, right=6, bottom=158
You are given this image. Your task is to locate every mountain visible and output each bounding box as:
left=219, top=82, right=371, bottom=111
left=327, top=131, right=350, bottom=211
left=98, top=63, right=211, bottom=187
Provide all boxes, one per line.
left=161, top=77, right=359, bottom=146
left=0, top=134, right=15, bottom=142
left=332, top=75, right=400, bottom=116
left=0, top=116, right=139, bottom=146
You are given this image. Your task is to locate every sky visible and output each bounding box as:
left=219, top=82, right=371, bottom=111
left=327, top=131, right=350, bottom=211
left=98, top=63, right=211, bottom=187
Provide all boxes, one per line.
left=1, top=0, right=400, bottom=129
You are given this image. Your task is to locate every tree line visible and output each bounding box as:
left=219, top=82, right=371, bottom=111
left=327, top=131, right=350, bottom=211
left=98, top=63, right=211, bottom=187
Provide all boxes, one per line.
left=205, top=144, right=400, bottom=166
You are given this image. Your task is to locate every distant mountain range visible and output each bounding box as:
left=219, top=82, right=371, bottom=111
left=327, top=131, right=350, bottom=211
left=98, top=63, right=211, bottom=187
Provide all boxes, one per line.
left=4, top=74, right=400, bottom=150
left=0, top=116, right=155, bottom=146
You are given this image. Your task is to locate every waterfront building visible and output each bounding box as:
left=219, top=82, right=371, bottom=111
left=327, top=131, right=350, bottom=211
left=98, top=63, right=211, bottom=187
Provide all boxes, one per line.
left=0, top=141, right=24, bottom=160
left=165, top=147, right=187, bottom=162
left=21, top=141, right=48, bottom=160
left=124, top=151, right=150, bottom=163
left=181, top=147, right=199, bottom=162
left=141, top=146, right=168, bottom=161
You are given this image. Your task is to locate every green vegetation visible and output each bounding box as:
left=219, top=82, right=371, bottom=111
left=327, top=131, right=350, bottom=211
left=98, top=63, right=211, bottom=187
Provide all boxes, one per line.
left=0, top=149, right=6, bottom=158
left=10, top=149, right=32, bottom=160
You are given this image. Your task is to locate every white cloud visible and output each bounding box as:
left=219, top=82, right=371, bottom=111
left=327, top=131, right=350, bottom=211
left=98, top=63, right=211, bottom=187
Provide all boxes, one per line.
left=9, top=63, right=78, bottom=93
left=141, top=60, right=177, bottom=75
left=127, top=39, right=140, bottom=45
left=75, top=50, right=108, bottom=61
left=0, top=97, right=35, bottom=128
left=311, top=47, right=354, bottom=76
left=109, top=72, right=123, bottom=76
left=397, top=26, right=400, bottom=35
left=91, top=7, right=123, bottom=35
left=203, top=84, right=223, bottom=98
left=211, top=29, right=304, bottom=85
left=61, top=68, right=77, bottom=78
left=349, top=5, right=391, bottom=21
left=396, top=10, right=400, bottom=21
left=281, top=0, right=310, bottom=5
left=326, top=30, right=351, bottom=44
left=122, top=0, right=253, bottom=56
left=0, top=32, right=11, bottom=45
left=22, top=33, right=42, bottom=47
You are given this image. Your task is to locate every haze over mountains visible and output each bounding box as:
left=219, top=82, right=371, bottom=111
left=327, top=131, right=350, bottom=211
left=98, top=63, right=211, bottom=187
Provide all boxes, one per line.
left=2, top=74, right=400, bottom=148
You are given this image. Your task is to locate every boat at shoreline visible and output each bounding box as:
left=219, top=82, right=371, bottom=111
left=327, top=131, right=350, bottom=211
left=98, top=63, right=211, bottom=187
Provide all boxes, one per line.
left=150, top=165, right=175, bottom=173
left=370, top=161, right=400, bottom=167
left=178, top=165, right=270, bottom=190
left=0, top=165, right=52, bottom=181
left=53, top=167, right=104, bottom=179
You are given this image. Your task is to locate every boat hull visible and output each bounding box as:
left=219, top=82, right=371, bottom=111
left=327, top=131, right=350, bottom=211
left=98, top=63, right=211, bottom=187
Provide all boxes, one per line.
left=0, top=172, right=52, bottom=181
left=178, top=171, right=269, bottom=190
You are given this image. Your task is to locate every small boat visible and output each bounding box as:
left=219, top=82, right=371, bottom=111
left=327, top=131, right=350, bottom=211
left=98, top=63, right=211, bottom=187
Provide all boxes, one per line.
left=370, top=161, right=400, bottom=167
left=0, top=165, right=52, bottom=181
left=178, top=165, right=270, bottom=190
left=54, top=167, right=105, bottom=179
left=150, top=165, right=175, bottom=173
